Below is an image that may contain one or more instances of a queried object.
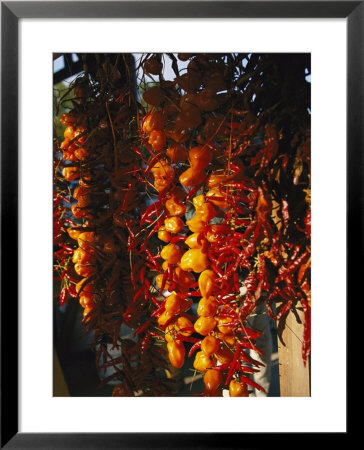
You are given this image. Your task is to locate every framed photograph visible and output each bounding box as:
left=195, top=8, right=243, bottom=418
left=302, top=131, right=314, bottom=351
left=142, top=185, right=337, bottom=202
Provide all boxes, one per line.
left=2, top=1, right=356, bottom=447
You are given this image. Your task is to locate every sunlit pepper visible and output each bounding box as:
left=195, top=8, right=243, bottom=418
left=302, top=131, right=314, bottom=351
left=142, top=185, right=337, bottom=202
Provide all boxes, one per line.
left=164, top=216, right=185, bottom=234
left=194, top=316, right=217, bottom=336
left=62, top=166, right=80, bottom=181
left=160, top=243, right=183, bottom=264
left=197, top=296, right=218, bottom=317
left=180, top=248, right=209, bottom=273
left=206, top=188, right=229, bottom=209
left=157, top=310, right=174, bottom=326
left=193, top=350, right=215, bottom=372
left=165, top=197, right=187, bottom=216
left=203, top=369, right=223, bottom=392
left=229, top=379, right=249, bottom=397
left=167, top=340, right=185, bottom=368
left=186, top=215, right=205, bottom=233
left=200, top=335, right=220, bottom=355
left=195, top=202, right=217, bottom=222
left=198, top=269, right=216, bottom=298
left=158, top=226, right=172, bottom=243
left=175, top=316, right=194, bottom=337
left=185, top=232, right=206, bottom=249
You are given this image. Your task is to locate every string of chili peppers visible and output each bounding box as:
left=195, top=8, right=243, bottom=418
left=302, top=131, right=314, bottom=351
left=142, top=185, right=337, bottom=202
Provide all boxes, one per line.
left=128, top=53, right=311, bottom=396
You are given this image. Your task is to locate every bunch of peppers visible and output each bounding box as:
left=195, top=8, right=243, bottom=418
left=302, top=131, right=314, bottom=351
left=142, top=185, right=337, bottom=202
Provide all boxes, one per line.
left=126, top=53, right=311, bottom=396
left=54, top=52, right=311, bottom=397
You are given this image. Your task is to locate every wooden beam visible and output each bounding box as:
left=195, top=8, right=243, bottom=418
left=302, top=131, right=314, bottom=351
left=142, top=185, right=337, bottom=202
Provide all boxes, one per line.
left=277, top=305, right=310, bottom=397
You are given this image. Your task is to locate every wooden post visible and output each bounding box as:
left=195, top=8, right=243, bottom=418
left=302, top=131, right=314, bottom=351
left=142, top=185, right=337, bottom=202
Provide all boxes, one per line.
left=277, top=306, right=310, bottom=397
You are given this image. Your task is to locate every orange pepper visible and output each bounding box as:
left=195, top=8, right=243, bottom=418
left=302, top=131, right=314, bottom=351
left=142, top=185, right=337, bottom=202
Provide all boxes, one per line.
left=206, top=188, right=229, bottom=209
left=197, top=296, right=218, bottom=317
left=175, top=316, right=194, bottom=337
left=206, top=172, right=232, bottom=188
left=198, top=269, right=216, bottom=298
left=194, top=316, right=217, bottom=336
left=164, top=216, right=185, bottom=234
left=186, top=215, right=205, bottom=233
left=189, top=145, right=213, bottom=170
left=193, top=351, right=215, bottom=372
left=229, top=379, right=249, bottom=397
left=179, top=167, right=206, bottom=187
left=185, top=232, right=206, bottom=249
left=200, top=335, right=220, bottom=355
left=167, top=340, right=185, bottom=368
left=142, top=111, right=166, bottom=133
left=151, top=159, right=174, bottom=180
left=203, top=369, right=223, bottom=392
left=62, top=166, right=80, bottom=181
left=158, top=226, right=172, bottom=243
left=160, top=243, right=183, bottom=264
left=180, top=248, right=209, bottom=273
left=165, top=197, right=187, bottom=216
left=214, top=344, right=234, bottom=364
left=217, top=316, right=235, bottom=335
left=195, top=202, right=217, bottom=222
left=157, top=310, right=174, bottom=326
left=148, top=130, right=166, bottom=151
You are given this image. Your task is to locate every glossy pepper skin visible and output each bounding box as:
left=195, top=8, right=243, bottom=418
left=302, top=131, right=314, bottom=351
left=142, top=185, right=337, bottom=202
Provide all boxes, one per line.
left=229, top=379, right=249, bottom=397
left=203, top=369, right=222, bottom=391
left=167, top=340, right=185, bottom=368
left=160, top=243, right=183, bottom=264
left=193, top=350, right=215, bottom=372
left=198, top=269, right=216, bottom=298
left=164, top=216, right=185, bottom=234
left=180, top=248, right=209, bottom=273
left=188, top=145, right=213, bottom=170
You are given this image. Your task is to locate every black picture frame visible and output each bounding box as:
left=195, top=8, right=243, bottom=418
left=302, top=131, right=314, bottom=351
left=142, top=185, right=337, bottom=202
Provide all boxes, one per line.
left=1, top=1, right=357, bottom=448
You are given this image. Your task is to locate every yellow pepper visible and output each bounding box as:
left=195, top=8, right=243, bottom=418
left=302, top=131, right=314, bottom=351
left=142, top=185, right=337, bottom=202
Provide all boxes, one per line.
left=193, top=350, right=215, bottom=372
left=164, top=216, right=185, bottom=234
left=197, top=296, right=218, bottom=317
left=165, top=197, right=187, bottom=216
left=180, top=248, right=209, bottom=273
left=186, top=215, right=205, bottom=233
left=194, top=316, right=217, bottom=336
left=158, top=226, right=171, bottom=243
left=198, top=269, right=216, bottom=298
left=185, top=232, right=206, bottom=249
left=160, top=243, right=183, bottom=264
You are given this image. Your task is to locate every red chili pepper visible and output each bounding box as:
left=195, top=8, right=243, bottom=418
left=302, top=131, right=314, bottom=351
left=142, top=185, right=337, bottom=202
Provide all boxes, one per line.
left=188, top=340, right=202, bottom=357
left=239, top=349, right=265, bottom=368
left=132, top=285, right=144, bottom=303
left=301, top=298, right=311, bottom=366
left=225, top=346, right=242, bottom=385
left=276, top=249, right=310, bottom=283
left=237, top=374, right=266, bottom=393
left=237, top=363, right=260, bottom=374
left=67, top=284, right=78, bottom=298
left=135, top=318, right=152, bottom=335
left=59, top=287, right=67, bottom=306
left=139, top=200, right=164, bottom=226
